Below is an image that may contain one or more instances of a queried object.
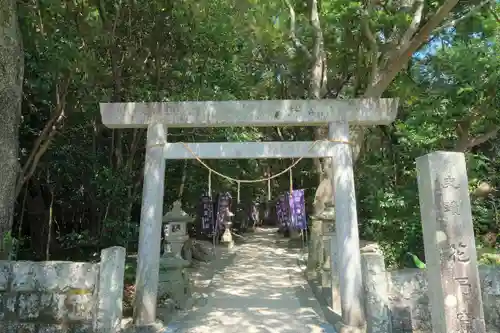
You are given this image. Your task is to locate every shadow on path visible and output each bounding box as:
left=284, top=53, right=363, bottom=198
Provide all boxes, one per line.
left=168, top=227, right=331, bottom=333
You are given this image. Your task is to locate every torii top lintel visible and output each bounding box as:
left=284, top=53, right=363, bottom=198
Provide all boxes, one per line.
left=99, top=98, right=399, bottom=128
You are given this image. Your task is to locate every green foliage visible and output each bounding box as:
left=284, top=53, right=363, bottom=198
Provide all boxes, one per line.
left=357, top=8, right=499, bottom=267
left=12, top=0, right=500, bottom=269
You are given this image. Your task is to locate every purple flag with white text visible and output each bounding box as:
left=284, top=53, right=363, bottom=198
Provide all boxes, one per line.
left=279, top=194, right=290, bottom=228
left=199, top=194, right=214, bottom=231
left=215, top=192, right=232, bottom=232
left=288, top=189, right=306, bottom=230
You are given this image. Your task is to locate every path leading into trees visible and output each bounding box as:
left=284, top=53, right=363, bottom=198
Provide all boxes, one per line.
left=168, top=228, right=331, bottom=333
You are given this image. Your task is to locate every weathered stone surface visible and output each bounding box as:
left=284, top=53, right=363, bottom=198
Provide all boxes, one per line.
left=39, top=293, right=65, bottom=322
left=416, top=152, right=486, bottom=333
left=2, top=322, right=37, bottom=333
left=18, top=292, right=40, bottom=319
left=0, top=247, right=125, bottom=333
left=158, top=257, right=191, bottom=309
left=306, top=218, right=323, bottom=273
left=164, top=141, right=349, bottom=159
left=385, top=266, right=500, bottom=333
left=479, top=266, right=500, bottom=333
left=330, top=122, right=365, bottom=330
left=95, top=246, right=126, bottom=333
left=1, top=292, right=17, bottom=320
left=191, top=240, right=216, bottom=262
left=66, top=291, right=94, bottom=321
left=0, top=261, right=11, bottom=290
left=361, top=252, right=391, bottom=333
left=320, top=221, right=336, bottom=308
left=135, top=123, right=167, bottom=326
left=100, top=98, right=400, bottom=128
left=11, top=261, right=98, bottom=292
left=327, top=230, right=341, bottom=314
left=181, top=239, right=193, bottom=263
left=388, top=269, right=432, bottom=333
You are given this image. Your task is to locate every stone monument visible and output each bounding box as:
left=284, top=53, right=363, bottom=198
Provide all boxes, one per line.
left=416, top=151, right=486, bottom=333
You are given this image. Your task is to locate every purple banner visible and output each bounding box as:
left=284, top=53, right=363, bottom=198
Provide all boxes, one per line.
left=288, top=189, right=306, bottom=230
left=275, top=200, right=283, bottom=226
left=199, top=195, right=214, bottom=230
left=278, top=194, right=290, bottom=228
left=215, top=192, right=232, bottom=232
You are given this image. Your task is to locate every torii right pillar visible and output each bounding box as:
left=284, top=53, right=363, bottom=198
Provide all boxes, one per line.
left=329, top=121, right=365, bottom=333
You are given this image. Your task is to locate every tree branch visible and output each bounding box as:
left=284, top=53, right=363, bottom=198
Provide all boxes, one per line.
left=399, top=0, right=425, bottom=50
left=16, top=75, right=71, bottom=197
left=364, top=0, right=460, bottom=97
left=464, top=127, right=500, bottom=151
left=490, top=7, right=500, bottom=23
left=361, top=5, right=379, bottom=84
left=284, top=0, right=311, bottom=58
left=308, top=0, right=327, bottom=98
left=434, top=0, right=494, bottom=34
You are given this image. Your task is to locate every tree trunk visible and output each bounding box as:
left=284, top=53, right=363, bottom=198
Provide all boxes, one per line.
left=0, top=0, right=24, bottom=257
left=309, top=0, right=463, bottom=216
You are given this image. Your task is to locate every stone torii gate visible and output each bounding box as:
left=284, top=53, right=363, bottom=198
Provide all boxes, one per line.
left=100, top=98, right=398, bottom=332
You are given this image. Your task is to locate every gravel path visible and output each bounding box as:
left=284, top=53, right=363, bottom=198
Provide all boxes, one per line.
left=168, top=228, right=330, bottom=333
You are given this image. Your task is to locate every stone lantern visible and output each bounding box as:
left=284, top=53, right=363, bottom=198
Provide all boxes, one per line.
left=220, top=210, right=234, bottom=248
left=162, top=200, right=193, bottom=258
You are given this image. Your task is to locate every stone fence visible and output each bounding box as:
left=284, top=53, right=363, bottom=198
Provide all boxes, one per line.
left=307, top=223, right=500, bottom=333
left=362, top=249, right=500, bottom=333
left=0, top=246, right=125, bottom=333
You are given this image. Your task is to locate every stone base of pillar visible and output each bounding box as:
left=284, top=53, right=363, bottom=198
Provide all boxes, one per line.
left=305, top=267, right=320, bottom=280
left=157, top=257, right=191, bottom=309
left=289, top=229, right=301, bottom=240
left=307, top=218, right=323, bottom=273
left=335, top=322, right=366, bottom=333
left=320, top=268, right=331, bottom=289
left=126, top=321, right=165, bottom=333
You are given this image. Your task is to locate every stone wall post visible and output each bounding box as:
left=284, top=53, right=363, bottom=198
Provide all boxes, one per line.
left=307, top=217, right=324, bottom=276
left=321, top=221, right=333, bottom=289
left=95, top=246, right=126, bottom=333
left=327, top=228, right=342, bottom=314
left=360, top=246, right=391, bottom=333
left=416, top=151, right=486, bottom=333
left=320, top=220, right=333, bottom=288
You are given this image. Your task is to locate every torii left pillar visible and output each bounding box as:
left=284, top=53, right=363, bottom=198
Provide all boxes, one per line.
left=133, top=123, right=167, bottom=326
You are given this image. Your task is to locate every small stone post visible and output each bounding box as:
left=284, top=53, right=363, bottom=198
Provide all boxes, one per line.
left=360, top=245, right=391, bottom=333
left=307, top=217, right=324, bottom=276
left=95, top=246, right=126, bottom=333
left=416, top=151, right=486, bottom=333
left=320, top=208, right=335, bottom=290
left=162, top=200, right=193, bottom=258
